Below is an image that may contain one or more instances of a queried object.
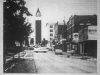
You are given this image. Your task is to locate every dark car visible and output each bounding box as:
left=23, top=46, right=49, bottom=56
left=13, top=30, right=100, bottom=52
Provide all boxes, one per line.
left=29, top=46, right=34, bottom=50
left=46, top=47, right=53, bottom=51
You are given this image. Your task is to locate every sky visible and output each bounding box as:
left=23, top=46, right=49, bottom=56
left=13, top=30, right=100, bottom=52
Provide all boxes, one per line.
left=24, top=0, right=97, bottom=39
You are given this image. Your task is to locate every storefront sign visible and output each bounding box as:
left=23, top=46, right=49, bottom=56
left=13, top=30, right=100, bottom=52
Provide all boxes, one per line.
left=88, top=26, right=97, bottom=40
left=72, top=33, right=79, bottom=43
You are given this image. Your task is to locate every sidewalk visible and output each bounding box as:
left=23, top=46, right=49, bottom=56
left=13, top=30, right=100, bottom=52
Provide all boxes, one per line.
left=62, top=52, right=97, bottom=63
left=6, top=58, right=37, bottom=73
left=4, top=51, right=27, bottom=72
left=5, top=51, right=26, bottom=62
left=4, top=50, right=36, bottom=73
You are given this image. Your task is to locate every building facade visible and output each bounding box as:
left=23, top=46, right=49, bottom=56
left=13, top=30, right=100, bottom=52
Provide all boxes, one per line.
left=62, top=25, right=67, bottom=52
left=78, top=25, right=97, bottom=57
left=46, top=23, right=55, bottom=46
left=54, top=22, right=66, bottom=51
left=66, top=15, right=97, bottom=57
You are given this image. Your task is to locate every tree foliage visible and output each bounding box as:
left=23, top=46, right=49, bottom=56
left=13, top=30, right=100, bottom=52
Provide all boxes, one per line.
left=41, top=38, right=48, bottom=46
left=4, top=0, right=33, bottom=47
left=30, top=38, right=34, bottom=44
left=52, top=39, right=56, bottom=45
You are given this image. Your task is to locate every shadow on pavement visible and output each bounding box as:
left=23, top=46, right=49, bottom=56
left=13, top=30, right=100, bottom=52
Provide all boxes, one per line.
left=4, top=58, right=37, bottom=73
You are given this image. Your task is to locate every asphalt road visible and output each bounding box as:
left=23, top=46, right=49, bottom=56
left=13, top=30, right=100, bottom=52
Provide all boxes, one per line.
left=33, top=48, right=97, bottom=73
left=5, top=47, right=97, bottom=73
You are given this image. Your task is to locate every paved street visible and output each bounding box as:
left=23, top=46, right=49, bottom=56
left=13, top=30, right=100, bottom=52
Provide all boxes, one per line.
left=34, top=47, right=97, bottom=73
left=4, top=0, right=97, bottom=74
left=5, top=47, right=97, bottom=73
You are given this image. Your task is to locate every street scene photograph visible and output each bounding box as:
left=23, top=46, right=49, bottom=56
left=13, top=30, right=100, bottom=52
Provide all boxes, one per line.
left=3, top=0, right=97, bottom=74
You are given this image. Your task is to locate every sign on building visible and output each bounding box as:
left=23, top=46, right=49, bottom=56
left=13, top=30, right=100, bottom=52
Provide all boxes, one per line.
left=72, top=33, right=79, bottom=43
left=88, top=26, right=97, bottom=40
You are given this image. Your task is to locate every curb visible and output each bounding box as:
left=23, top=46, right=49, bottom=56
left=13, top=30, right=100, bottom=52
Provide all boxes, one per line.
left=5, top=63, right=16, bottom=72
left=33, top=59, right=38, bottom=73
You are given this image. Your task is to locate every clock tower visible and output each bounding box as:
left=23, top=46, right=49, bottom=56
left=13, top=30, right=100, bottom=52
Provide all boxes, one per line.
left=35, top=8, right=42, bottom=45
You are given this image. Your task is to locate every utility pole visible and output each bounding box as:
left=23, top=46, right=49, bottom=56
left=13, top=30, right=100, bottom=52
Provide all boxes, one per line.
left=63, top=16, right=65, bottom=25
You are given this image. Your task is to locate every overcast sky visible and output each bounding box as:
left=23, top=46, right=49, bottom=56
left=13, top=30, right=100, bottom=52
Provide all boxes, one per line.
left=24, top=0, right=97, bottom=39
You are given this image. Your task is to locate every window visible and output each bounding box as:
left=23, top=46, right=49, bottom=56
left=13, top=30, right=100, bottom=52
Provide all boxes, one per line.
left=50, top=38, right=53, bottom=40
left=50, top=29, right=53, bottom=32
left=86, top=23, right=91, bottom=25
left=80, top=23, right=84, bottom=25
left=3, top=0, right=6, bottom=2
left=72, top=19, right=74, bottom=24
left=50, top=25, right=53, bottom=28
left=50, top=34, right=53, bottom=36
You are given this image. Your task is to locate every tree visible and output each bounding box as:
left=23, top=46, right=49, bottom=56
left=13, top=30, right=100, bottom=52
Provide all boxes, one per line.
left=52, top=39, right=56, bottom=45
left=4, top=0, right=33, bottom=48
left=41, top=38, right=48, bottom=47
left=30, top=38, right=34, bottom=44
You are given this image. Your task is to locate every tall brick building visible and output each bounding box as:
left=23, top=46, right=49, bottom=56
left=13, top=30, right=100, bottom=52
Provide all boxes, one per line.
left=35, top=8, right=42, bottom=45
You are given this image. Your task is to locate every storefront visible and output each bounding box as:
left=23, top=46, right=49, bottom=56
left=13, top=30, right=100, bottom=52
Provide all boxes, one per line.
left=78, top=26, right=97, bottom=57
left=72, top=33, right=79, bottom=53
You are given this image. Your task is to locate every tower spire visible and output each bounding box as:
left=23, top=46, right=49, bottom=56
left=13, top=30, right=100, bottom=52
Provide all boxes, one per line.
left=36, top=8, right=42, bottom=17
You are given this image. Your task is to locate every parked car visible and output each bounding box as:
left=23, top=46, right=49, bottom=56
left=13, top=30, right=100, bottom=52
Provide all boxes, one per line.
left=49, top=47, right=53, bottom=51
left=67, top=50, right=75, bottom=56
left=29, top=46, right=34, bottom=50
left=34, top=48, right=48, bottom=53
left=33, top=45, right=36, bottom=47
left=46, top=46, right=53, bottom=51
left=55, top=49, right=63, bottom=55
left=33, top=45, right=39, bottom=48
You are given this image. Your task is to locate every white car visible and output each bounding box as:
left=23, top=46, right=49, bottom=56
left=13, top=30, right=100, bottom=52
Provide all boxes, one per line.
left=55, top=49, right=63, bottom=55
left=34, top=48, right=48, bottom=53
